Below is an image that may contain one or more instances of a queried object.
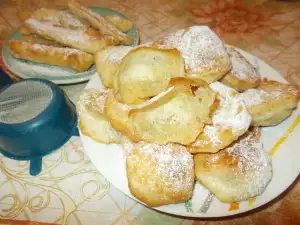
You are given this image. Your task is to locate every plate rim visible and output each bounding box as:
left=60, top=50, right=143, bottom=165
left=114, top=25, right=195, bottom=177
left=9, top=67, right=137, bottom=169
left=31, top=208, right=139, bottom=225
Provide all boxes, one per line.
left=1, top=6, right=140, bottom=85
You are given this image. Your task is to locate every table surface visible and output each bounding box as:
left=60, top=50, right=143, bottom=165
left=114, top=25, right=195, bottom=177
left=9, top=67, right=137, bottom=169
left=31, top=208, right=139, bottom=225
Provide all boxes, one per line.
left=1, top=0, right=300, bottom=224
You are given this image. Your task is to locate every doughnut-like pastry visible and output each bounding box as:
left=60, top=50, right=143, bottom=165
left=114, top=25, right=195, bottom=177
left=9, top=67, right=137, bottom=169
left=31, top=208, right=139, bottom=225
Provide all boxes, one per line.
left=76, top=89, right=122, bottom=144
left=113, top=46, right=185, bottom=104
left=129, top=78, right=216, bottom=145
left=95, top=46, right=133, bottom=88
left=188, top=82, right=252, bottom=153
left=221, top=46, right=260, bottom=92
left=237, top=80, right=300, bottom=126
left=122, top=138, right=194, bottom=207
left=153, top=26, right=231, bottom=83
left=104, top=91, right=140, bottom=142
left=194, top=130, right=272, bottom=203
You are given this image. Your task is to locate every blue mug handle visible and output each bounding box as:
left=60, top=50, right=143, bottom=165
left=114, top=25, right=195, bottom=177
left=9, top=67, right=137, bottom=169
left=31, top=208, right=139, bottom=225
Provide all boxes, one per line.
left=30, top=157, right=42, bottom=176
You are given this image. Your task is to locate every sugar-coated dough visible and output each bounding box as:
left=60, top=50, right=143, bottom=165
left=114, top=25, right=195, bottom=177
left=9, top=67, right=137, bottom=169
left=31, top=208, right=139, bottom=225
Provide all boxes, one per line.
left=76, top=89, right=122, bottom=144
left=153, top=26, right=231, bottom=83
left=238, top=80, right=300, bottom=126
left=123, top=138, right=194, bottom=207
left=9, top=40, right=94, bottom=72
left=221, top=46, right=260, bottom=92
left=188, top=82, right=252, bottom=153
left=194, top=130, right=272, bottom=203
left=95, top=46, right=132, bottom=88
left=113, top=46, right=185, bottom=104
left=130, top=78, right=216, bottom=145
left=104, top=91, right=140, bottom=142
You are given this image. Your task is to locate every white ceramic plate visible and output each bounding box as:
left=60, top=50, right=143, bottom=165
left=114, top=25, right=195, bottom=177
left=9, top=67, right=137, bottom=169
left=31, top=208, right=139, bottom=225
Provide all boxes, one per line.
left=79, top=47, right=300, bottom=217
left=2, top=7, right=139, bottom=85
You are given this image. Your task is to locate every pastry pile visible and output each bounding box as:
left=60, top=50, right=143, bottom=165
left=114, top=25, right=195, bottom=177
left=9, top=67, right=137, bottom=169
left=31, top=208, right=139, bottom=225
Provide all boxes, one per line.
left=76, top=26, right=300, bottom=207
left=9, top=0, right=134, bottom=72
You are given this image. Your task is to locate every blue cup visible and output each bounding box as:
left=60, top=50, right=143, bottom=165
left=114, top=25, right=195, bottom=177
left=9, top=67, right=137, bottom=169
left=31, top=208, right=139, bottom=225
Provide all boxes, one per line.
left=0, top=78, right=79, bottom=176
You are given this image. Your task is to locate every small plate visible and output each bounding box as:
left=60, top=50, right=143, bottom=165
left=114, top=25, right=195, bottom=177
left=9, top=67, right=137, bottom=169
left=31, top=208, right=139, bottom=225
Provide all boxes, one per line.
left=1, top=7, right=139, bottom=85
left=79, top=47, right=300, bottom=217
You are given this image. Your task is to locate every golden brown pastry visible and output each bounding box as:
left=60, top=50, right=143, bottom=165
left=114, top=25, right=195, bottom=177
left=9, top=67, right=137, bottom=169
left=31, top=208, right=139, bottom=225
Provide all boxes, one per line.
left=105, top=14, right=133, bottom=33
left=188, top=82, right=252, bottom=153
left=194, top=130, right=272, bottom=203
left=19, top=25, right=33, bottom=36
left=129, top=78, right=216, bottom=145
left=113, top=46, right=185, bottom=104
left=68, top=0, right=133, bottom=45
left=104, top=91, right=140, bottom=142
left=103, top=35, right=121, bottom=46
left=153, top=26, right=232, bottom=83
left=21, top=34, right=64, bottom=47
left=30, top=8, right=90, bottom=29
left=9, top=40, right=94, bottom=72
left=17, top=9, right=33, bottom=21
left=95, top=46, right=133, bottom=88
left=58, top=11, right=90, bottom=30
left=123, top=138, right=194, bottom=207
left=221, top=46, right=261, bottom=92
left=25, top=18, right=106, bottom=54
left=76, top=89, right=122, bottom=144
left=237, top=80, right=300, bottom=126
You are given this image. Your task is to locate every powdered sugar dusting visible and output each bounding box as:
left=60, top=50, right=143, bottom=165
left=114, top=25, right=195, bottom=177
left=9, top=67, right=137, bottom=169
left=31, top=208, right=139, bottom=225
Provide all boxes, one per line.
left=30, top=43, right=84, bottom=57
left=126, top=141, right=194, bottom=194
left=25, top=18, right=93, bottom=43
left=238, top=86, right=288, bottom=108
left=226, top=132, right=272, bottom=198
left=156, top=26, right=230, bottom=73
left=227, top=46, right=259, bottom=81
left=210, top=82, right=251, bottom=133
left=237, top=89, right=264, bottom=107
left=77, top=89, right=110, bottom=115
left=60, top=12, right=88, bottom=28
left=203, top=125, right=222, bottom=146
left=108, top=46, right=133, bottom=64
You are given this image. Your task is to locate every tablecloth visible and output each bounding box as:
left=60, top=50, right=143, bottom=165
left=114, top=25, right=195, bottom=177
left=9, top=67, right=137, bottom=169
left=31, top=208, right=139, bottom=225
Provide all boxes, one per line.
left=1, top=0, right=300, bottom=224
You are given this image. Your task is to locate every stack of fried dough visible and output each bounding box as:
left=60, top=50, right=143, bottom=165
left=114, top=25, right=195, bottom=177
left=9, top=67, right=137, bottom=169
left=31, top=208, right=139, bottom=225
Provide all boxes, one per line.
left=76, top=25, right=300, bottom=207
left=9, top=0, right=134, bottom=72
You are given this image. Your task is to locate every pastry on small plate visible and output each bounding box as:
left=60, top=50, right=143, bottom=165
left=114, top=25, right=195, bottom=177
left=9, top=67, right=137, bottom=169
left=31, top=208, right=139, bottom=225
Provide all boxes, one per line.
left=76, top=89, right=122, bottom=144
left=221, top=46, right=261, bottom=92
left=9, top=40, right=94, bottom=72
left=194, top=129, right=272, bottom=203
left=25, top=18, right=106, bottom=54
left=123, top=138, right=194, bottom=207
left=153, top=26, right=232, bottom=83
left=105, top=14, right=133, bottom=33
left=68, top=0, right=133, bottom=45
left=237, top=80, right=300, bottom=126
left=188, top=82, right=252, bottom=153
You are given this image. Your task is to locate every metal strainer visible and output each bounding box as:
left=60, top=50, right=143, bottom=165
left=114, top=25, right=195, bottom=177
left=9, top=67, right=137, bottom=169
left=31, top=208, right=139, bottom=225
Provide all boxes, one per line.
left=0, top=81, right=53, bottom=124
left=0, top=79, right=79, bottom=176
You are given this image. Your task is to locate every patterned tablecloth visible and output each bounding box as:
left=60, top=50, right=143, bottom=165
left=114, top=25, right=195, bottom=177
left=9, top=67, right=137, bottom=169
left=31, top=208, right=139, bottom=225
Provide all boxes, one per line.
left=1, top=0, right=300, bottom=224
